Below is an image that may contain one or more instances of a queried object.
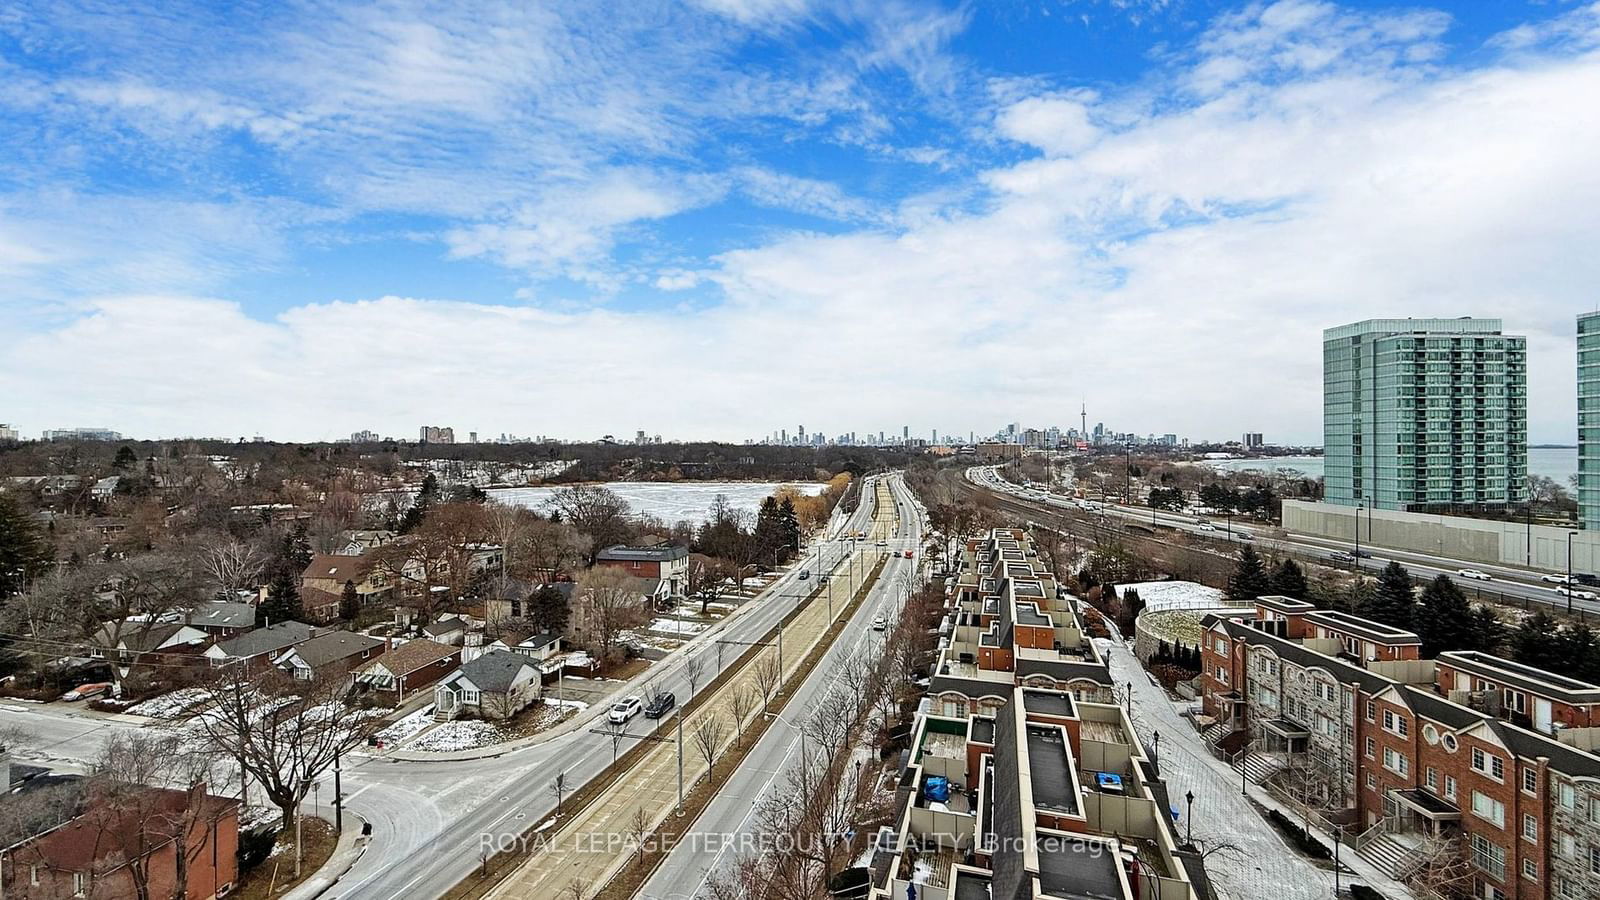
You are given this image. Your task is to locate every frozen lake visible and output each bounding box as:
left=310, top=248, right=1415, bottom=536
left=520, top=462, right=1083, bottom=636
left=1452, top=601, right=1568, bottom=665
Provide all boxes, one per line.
left=487, top=481, right=826, bottom=526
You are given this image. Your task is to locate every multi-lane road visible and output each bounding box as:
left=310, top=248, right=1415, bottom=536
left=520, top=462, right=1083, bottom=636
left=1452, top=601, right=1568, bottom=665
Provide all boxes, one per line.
left=329, top=475, right=898, bottom=900
left=638, top=472, right=926, bottom=900
left=965, top=465, right=1600, bottom=615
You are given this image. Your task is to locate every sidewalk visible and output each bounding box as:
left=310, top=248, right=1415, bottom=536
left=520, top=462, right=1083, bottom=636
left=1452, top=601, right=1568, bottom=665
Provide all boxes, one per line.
left=278, top=814, right=370, bottom=900
left=1102, top=632, right=1413, bottom=899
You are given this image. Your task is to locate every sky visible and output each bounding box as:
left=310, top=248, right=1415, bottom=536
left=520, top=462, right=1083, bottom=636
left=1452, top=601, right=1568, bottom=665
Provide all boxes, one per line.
left=2, top=0, right=1599, bottom=445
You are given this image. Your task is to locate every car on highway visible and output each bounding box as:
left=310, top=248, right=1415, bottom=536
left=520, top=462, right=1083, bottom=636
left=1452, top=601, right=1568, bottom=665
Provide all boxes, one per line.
left=643, top=692, right=676, bottom=719
left=1196, top=522, right=1216, bottom=532
left=1235, top=530, right=1255, bottom=541
left=876, top=540, right=888, bottom=547
left=872, top=615, right=887, bottom=632
left=1541, top=574, right=1573, bottom=584
left=798, top=570, right=810, bottom=580
left=62, top=682, right=111, bottom=702
left=1457, top=569, right=1493, bottom=581
left=607, top=695, right=643, bottom=724
left=1554, top=586, right=1599, bottom=601
left=903, top=550, right=913, bottom=559
left=1329, top=550, right=1356, bottom=563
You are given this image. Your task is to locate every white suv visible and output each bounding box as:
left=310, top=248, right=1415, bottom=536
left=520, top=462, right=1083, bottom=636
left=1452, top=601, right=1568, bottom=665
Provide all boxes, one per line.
left=607, top=695, right=643, bottom=724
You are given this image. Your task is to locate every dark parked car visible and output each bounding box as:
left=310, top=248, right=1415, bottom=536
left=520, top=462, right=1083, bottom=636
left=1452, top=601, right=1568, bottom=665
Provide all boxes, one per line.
left=644, top=692, right=676, bottom=719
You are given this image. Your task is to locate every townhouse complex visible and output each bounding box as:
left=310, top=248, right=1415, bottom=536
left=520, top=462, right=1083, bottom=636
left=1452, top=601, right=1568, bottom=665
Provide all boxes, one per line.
left=871, top=529, right=1212, bottom=900
left=1200, top=596, right=1600, bottom=899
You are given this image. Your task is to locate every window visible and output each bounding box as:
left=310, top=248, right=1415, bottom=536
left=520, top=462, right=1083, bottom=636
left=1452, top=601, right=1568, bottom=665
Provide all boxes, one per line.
left=1472, top=747, right=1505, bottom=781
left=73, top=872, right=88, bottom=898
left=1469, top=833, right=1506, bottom=881
left=1426, top=768, right=1438, bottom=790
left=1522, top=858, right=1537, bottom=881
left=1557, top=782, right=1576, bottom=810
left=1365, top=737, right=1376, bottom=759
left=1383, top=710, right=1409, bottom=737
left=1366, top=773, right=1376, bottom=790
left=1522, top=768, right=1538, bottom=795
left=1471, top=791, right=1505, bottom=827
left=1590, top=845, right=1600, bottom=875
left=1215, top=665, right=1229, bottom=685
left=1558, top=876, right=1580, bottom=899
left=1384, top=748, right=1410, bottom=777
left=1523, top=814, right=1537, bottom=843
left=1365, top=699, right=1376, bottom=721
left=463, top=689, right=480, bottom=705
left=1445, top=775, right=1458, bottom=800
left=1559, top=832, right=1576, bottom=860
left=29, top=865, right=39, bottom=886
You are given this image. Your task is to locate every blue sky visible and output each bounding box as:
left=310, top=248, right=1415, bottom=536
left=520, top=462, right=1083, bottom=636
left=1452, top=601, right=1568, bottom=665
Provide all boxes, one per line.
left=3, top=0, right=1599, bottom=443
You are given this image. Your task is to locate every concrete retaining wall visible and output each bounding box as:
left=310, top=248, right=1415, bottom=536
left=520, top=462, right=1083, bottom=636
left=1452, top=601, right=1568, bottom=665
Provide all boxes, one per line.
left=1282, top=499, right=1600, bottom=574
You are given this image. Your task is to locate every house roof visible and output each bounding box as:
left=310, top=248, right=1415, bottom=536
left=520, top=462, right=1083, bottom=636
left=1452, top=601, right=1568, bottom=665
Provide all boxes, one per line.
left=301, top=553, right=375, bottom=583
left=12, top=786, right=238, bottom=873
left=353, top=638, right=456, bottom=677
left=597, top=544, right=688, bottom=563
left=91, top=622, right=199, bottom=654
left=422, top=617, right=466, bottom=637
left=212, top=621, right=318, bottom=659
left=448, top=650, right=536, bottom=693
left=181, top=601, right=256, bottom=630
left=281, top=631, right=383, bottom=669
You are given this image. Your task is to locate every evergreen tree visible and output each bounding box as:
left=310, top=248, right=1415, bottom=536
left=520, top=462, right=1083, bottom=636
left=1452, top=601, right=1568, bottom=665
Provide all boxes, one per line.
left=1414, top=575, right=1472, bottom=657
left=258, top=566, right=303, bottom=626
left=777, top=496, right=802, bottom=555
left=1509, top=612, right=1562, bottom=670
left=0, top=495, right=51, bottom=600
left=529, top=583, right=570, bottom=634
left=113, top=445, right=138, bottom=470
left=1226, top=545, right=1271, bottom=604
left=752, top=496, right=785, bottom=566
left=1557, top=623, right=1600, bottom=684
left=1465, top=605, right=1503, bottom=655
left=1268, top=559, right=1309, bottom=600
left=1361, top=561, right=1415, bottom=629
left=400, top=473, right=438, bottom=533
left=339, top=579, right=361, bottom=623
left=287, top=520, right=313, bottom=570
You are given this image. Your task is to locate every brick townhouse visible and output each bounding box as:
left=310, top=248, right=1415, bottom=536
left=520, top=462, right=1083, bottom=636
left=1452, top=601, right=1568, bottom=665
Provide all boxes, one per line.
left=927, top=529, right=1114, bottom=720
left=1199, top=596, right=1600, bottom=900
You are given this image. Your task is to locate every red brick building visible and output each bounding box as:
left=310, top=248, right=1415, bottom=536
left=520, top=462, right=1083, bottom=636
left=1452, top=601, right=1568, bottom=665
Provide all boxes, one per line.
left=0, top=784, right=239, bottom=900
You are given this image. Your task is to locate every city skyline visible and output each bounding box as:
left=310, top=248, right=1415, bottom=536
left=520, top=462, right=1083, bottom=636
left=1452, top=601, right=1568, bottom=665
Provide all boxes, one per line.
left=3, top=1, right=1599, bottom=442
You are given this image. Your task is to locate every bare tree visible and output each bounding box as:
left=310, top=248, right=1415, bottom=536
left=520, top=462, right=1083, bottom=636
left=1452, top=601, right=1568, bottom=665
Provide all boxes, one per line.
left=682, top=652, right=705, bottom=702
left=94, top=730, right=229, bottom=899
left=484, top=502, right=534, bottom=575
left=194, top=534, right=267, bottom=595
left=691, top=711, right=728, bottom=784
left=570, top=566, right=650, bottom=664
left=565, top=877, right=589, bottom=900
left=520, top=519, right=591, bottom=581
left=628, top=805, right=651, bottom=861
left=752, top=653, right=783, bottom=716
left=727, top=681, right=756, bottom=747
left=548, top=486, right=632, bottom=563
left=549, top=770, right=568, bottom=816
left=686, top=553, right=735, bottom=615
left=191, top=665, right=383, bottom=872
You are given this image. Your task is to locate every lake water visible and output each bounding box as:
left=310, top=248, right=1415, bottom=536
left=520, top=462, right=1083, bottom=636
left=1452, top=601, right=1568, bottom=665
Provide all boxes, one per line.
left=1204, top=447, right=1577, bottom=486
left=487, top=481, right=826, bottom=526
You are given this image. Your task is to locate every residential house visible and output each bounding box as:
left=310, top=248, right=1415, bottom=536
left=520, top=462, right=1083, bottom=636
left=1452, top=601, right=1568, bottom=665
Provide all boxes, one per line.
left=595, top=544, right=689, bottom=598
left=202, top=621, right=319, bottom=667
left=178, top=601, right=256, bottom=639
left=421, top=615, right=467, bottom=647
left=90, top=622, right=207, bottom=665
left=484, top=631, right=562, bottom=664
left=273, top=631, right=384, bottom=680
left=434, top=651, right=541, bottom=722
left=0, top=783, right=239, bottom=900
left=89, top=476, right=120, bottom=501
left=350, top=639, right=460, bottom=701
left=299, top=553, right=392, bottom=610
left=337, top=530, right=397, bottom=556
left=298, top=587, right=344, bottom=625
left=1434, top=650, right=1600, bottom=735
left=483, top=578, right=570, bottom=632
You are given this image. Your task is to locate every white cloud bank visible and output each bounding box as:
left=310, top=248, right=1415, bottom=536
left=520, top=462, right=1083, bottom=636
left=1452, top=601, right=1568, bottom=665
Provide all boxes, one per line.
left=5, top=1, right=1600, bottom=443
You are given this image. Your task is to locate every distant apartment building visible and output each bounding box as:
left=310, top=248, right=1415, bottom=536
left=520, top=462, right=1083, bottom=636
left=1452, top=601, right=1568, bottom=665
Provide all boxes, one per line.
left=418, top=425, right=455, bottom=444
left=1579, top=312, right=1600, bottom=530
left=349, top=429, right=380, bottom=443
left=1242, top=432, right=1264, bottom=449
left=41, top=427, right=122, bottom=441
left=0, top=423, right=17, bottom=441
left=1323, top=318, right=1526, bottom=511
left=976, top=441, right=1024, bottom=462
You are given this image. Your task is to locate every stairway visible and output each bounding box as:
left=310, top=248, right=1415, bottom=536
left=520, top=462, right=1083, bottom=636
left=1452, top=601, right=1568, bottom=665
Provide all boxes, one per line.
left=1236, top=751, right=1285, bottom=786
left=1356, top=834, right=1418, bottom=880
left=1200, top=720, right=1234, bottom=749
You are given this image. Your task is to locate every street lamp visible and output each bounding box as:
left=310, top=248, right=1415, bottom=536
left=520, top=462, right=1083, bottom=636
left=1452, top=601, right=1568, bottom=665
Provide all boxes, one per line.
left=1183, top=790, right=1195, bottom=848
left=1353, top=504, right=1362, bottom=565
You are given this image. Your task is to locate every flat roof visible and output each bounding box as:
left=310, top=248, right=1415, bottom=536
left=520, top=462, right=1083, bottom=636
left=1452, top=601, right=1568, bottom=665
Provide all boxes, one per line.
left=1306, top=609, right=1421, bottom=644
left=1037, top=835, right=1126, bottom=900
left=1022, top=689, right=1076, bottom=718
left=1025, top=726, right=1079, bottom=815
left=1440, top=650, right=1600, bottom=700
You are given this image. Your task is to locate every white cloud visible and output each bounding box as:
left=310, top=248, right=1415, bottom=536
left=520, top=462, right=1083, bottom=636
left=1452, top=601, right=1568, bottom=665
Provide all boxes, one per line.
left=995, top=93, right=1102, bottom=156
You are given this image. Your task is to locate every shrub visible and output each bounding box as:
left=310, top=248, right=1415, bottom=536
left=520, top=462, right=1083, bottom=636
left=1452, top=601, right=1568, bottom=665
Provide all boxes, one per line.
left=1348, top=886, right=1384, bottom=900
left=1265, top=809, right=1331, bottom=859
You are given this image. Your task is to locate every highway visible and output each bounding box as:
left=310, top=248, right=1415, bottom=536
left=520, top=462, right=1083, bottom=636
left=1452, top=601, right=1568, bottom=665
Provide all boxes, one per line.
left=637, top=473, right=926, bottom=900
left=964, top=465, right=1600, bottom=616
left=330, top=475, right=894, bottom=900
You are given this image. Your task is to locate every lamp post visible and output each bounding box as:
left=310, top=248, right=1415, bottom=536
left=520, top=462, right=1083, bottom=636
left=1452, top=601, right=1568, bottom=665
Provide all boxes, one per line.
left=1153, top=730, right=1161, bottom=776
left=1184, top=790, right=1195, bottom=848
left=1333, top=824, right=1344, bottom=895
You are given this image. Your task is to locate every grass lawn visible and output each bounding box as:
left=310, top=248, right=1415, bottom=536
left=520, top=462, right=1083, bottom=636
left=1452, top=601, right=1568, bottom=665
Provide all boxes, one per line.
left=232, top=816, right=338, bottom=900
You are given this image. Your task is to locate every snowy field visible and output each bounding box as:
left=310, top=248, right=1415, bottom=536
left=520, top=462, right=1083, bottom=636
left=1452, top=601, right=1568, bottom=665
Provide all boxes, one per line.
left=1117, top=580, right=1231, bottom=612
left=646, top=617, right=709, bottom=636
left=408, top=720, right=505, bottom=752
left=487, top=481, right=825, bottom=526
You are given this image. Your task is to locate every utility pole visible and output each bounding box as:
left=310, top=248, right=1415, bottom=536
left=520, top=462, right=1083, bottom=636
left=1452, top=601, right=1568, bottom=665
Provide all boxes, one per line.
left=333, top=748, right=343, bottom=833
